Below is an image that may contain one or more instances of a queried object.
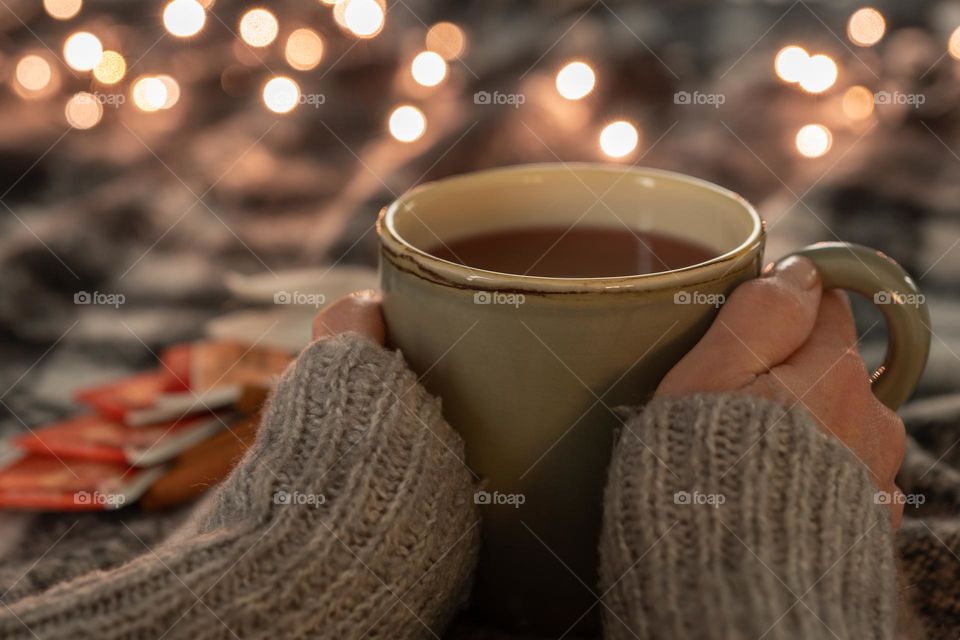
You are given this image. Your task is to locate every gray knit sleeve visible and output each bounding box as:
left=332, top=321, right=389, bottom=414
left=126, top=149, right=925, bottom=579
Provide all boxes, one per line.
left=0, top=334, right=480, bottom=639
left=600, top=393, right=898, bottom=640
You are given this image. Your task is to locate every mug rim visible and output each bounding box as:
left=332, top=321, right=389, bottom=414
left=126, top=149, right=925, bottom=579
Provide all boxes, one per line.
left=378, top=163, right=765, bottom=293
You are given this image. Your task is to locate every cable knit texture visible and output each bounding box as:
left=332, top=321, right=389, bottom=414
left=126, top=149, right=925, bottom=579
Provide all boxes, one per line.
left=0, top=334, right=480, bottom=639
left=600, top=393, right=898, bottom=640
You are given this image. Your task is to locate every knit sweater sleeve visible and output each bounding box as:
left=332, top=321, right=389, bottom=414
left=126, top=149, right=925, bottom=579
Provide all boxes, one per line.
left=0, top=334, right=480, bottom=640
left=600, top=393, right=898, bottom=640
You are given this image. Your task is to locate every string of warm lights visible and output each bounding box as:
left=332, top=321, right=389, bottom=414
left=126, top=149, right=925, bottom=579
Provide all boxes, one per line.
left=11, top=3, right=960, bottom=161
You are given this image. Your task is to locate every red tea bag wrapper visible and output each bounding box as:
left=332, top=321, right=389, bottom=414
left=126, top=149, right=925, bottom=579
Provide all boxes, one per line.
left=74, top=344, right=194, bottom=420
left=189, top=341, right=293, bottom=392
left=126, top=342, right=290, bottom=425
left=0, top=455, right=164, bottom=511
left=12, top=413, right=230, bottom=467
left=75, top=371, right=166, bottom=421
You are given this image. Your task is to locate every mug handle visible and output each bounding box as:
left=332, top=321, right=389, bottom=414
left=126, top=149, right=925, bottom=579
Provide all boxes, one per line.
left=779, top=242, right=931, bottom=410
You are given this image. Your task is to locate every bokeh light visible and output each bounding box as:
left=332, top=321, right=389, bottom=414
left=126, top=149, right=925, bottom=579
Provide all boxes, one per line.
left=555, top=61, right=595, bottom=100
left=599, top=120, right=639, bottom=158
left=43, top=0, right=82, bottom=20
left=411, top=51, right=447, bottom=87
left=388, top=105, right=426, bottom=142
left=285, top=28, right=324, bottom=71
left=426, top=22, right=465, bottom=60
left=63, top=32, right=103, bottom=72
left=65, top=92, right=103, bottom=129
left=163, top=0, right=206, bottom=38
left=132, top=76, right=169, bottom=112
left=263, top=76, right=300, bottom=113
left=15, top=55, right=53, bottom=92
left=240, top=8, right=279, bottom=47
left=842, top=85, right=874, bottom=120
left=796, top=124, right=832, bottom=158
left=949, top=26, right=960, bottom=61
left=847, top=7, right=886, bottom=47
left=93, top=51, right=126, bottom=85
left=798, top=54, right=837, bottom=93
left=774, top=45, right=809, bottom=83
left=338, top=0, right=385, bottom=39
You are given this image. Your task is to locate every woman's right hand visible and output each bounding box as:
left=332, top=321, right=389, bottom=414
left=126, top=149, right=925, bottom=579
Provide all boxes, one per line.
left=657, top=256, right=907, bottom=527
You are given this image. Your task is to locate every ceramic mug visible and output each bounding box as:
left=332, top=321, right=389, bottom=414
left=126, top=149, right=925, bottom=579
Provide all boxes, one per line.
left=377, top=163, right=930, bottom=634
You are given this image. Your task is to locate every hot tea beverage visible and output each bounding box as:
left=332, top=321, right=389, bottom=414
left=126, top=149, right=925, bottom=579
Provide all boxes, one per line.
left=427, top=225, right=716, bottom=278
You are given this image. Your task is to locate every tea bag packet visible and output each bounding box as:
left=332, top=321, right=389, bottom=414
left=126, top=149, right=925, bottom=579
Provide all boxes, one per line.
left=11, top=413, right=236, bottom=467
left=0, top=454, right=165, bottom=511
left=91, top=340, right=291, bottom=427
left=74, top=343, right=192, bottom=422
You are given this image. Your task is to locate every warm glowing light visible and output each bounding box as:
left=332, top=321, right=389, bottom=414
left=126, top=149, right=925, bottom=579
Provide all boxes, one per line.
left=796, top=124, right=832, bottom=158
left=339, top=0, right=385, bottom=39
left=847, top=8, right=885, bottom=47
left=798, top=54, right=837, bottom=93
left=156, top=75, right=181, bottom=109
left=65, top=92, right=103, bottom=129
left=263, top=76, right=300, bottom=113
left=15, top=55, right=53, bottom=92
left=240, top=8, right=279, bottom=47
left=411, top=51, right=447, bottom=87
left=599, top=120, right=639, bottom=158
left=842, top=85, right=874, bottom=120
left=774, top=45, right=809, bottom=83
left=93, top=50, right=126, bottom=84
left=949, top=26, right=960, bottom=61
left=63, top=32, right=103, bottom=71
left=388, top=105, right=426, bottom=142
left=132, top=76, right=169, bottom=112
left=163, top=0, right=206, bottom=38
left=285, top=28, right=324, bottom=70
left=555, top=61, right=596, bottom=100
left=426, top=22, right=465, bottom=60
left=44, top=0, right=82, bottom=20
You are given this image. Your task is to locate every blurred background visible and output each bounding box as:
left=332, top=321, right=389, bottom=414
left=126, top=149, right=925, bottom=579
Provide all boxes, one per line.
left=0, top=0, right=958, bottom=430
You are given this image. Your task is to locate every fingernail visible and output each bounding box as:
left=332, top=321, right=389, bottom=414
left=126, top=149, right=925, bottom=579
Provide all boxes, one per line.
left=774, top=255, right=820, bottom=290
left=351, top=289, right=378, bottom=302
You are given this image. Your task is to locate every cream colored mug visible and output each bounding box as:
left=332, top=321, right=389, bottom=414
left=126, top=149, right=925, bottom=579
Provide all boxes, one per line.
left=377, top=163, right=930, bottom=634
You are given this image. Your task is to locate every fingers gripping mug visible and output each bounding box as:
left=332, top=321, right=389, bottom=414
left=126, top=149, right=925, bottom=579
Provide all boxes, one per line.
left=376, top=164, right=931, bottom=634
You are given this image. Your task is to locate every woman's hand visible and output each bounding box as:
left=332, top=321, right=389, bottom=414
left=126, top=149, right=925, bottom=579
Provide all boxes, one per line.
left=312, top=289, right=385, bottom=345
left=657, top=256, right=907, bottom=527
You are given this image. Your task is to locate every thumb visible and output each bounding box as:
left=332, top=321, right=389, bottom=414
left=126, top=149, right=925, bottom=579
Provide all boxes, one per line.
left=658, top=256, right=822, bottom=394
left=312, top=290, right=386, bottom=345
